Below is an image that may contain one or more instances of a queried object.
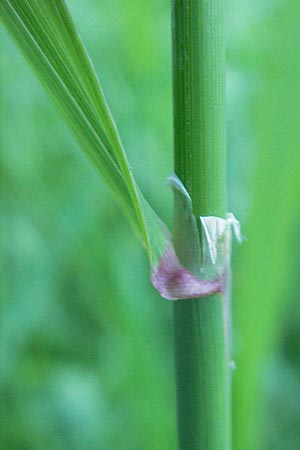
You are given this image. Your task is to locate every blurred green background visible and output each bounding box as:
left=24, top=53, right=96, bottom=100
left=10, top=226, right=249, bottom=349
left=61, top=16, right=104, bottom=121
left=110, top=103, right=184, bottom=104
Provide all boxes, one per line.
left=1, top=0, right=300, bottom=449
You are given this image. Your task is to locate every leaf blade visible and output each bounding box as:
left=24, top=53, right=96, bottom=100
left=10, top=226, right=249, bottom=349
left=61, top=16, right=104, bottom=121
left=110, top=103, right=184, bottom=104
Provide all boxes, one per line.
left=0, top=0, right=168, bottom=263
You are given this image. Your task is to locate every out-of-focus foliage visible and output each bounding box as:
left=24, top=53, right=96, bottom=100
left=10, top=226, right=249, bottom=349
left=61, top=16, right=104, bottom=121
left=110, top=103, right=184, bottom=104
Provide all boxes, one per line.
left=1, top=1, right=300, bottom=449
left=228, top=1, right=300, bottom=449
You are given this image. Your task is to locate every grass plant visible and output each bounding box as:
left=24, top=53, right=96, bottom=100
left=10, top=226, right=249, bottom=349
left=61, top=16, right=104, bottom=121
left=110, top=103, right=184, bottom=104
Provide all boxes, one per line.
left=0, top=1, right=258, bottom=449
left=171, top=1, right=230, bottom=449
left=2, top=1, right=300, bottom=449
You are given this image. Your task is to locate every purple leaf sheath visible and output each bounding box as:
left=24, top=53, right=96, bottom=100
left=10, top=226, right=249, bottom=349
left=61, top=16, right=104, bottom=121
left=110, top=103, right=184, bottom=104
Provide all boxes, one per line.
left=151, top=244, right=221, bottom=300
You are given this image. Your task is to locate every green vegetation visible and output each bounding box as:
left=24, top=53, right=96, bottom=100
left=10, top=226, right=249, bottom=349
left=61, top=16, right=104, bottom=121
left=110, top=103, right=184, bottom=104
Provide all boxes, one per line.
left=1, top=1, right=300, bottom=449
left=0, top=0, right=168, bottom=267
left=172, top=1, right=229, bottom=448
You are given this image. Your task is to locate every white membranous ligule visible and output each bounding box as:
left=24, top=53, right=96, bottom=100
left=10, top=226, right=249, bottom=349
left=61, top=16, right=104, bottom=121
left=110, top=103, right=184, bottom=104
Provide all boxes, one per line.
left=200, top=212, right=242, bottom=368
left=200, top=213, right=242, bottom=278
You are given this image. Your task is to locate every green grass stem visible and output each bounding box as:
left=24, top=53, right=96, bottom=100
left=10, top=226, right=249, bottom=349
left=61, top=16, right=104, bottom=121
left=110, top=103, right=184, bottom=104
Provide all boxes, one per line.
left=171, top=1, right=230, bottom=448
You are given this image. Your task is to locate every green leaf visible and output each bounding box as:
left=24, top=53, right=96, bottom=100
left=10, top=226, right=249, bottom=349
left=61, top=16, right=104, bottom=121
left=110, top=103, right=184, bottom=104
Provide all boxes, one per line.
left=1, top=0, right=230, bottom=302
left=0, top=0, right=167, bottom=266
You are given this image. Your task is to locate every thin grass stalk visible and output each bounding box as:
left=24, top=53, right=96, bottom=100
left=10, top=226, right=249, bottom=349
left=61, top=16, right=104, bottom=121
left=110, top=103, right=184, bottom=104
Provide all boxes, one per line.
left=171, top=1, right=230, bottom=449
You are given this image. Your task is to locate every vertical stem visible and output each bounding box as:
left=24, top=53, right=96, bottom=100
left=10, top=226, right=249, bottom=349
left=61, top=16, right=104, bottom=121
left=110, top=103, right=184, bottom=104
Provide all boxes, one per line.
left=171, top=1, right=230, bottom=449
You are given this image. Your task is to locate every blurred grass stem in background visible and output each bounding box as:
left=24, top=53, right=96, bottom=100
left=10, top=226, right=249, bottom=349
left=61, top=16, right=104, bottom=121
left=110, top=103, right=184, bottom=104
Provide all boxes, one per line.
left=171, top=0, right=230, bottom=449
